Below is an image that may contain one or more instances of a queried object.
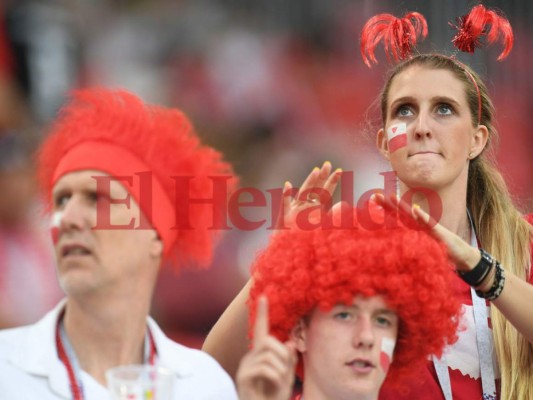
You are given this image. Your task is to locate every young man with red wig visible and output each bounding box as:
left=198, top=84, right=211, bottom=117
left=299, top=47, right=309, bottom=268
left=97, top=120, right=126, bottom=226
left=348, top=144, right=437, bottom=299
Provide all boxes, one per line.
left=0, top=88, right=238, bottom=399
left=237, top=224, right=462, bottom=400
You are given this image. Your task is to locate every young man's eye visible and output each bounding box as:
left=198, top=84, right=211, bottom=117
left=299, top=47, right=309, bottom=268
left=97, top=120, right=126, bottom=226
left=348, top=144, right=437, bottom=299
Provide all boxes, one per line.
left=375, top=316, right=391, bottom=327
left=334, top=311, right=352, bottom=320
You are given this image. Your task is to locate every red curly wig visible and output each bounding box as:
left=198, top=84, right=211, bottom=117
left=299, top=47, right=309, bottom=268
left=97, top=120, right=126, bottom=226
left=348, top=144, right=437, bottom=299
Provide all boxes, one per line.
left=249, top=224, right=461, bottom=385
left=37, top=88, right=237, bottom=267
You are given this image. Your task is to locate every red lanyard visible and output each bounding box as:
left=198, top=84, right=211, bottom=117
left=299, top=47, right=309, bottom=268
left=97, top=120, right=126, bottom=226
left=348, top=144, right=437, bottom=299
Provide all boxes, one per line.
left=55, top=311, right=157, bottom=400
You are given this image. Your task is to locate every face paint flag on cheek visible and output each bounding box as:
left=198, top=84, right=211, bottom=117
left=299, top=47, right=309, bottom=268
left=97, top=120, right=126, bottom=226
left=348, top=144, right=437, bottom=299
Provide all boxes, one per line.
left=50, top=211, right=63, bottom=245
left=379, top=337, right=396, bottom=373
left=387, top=122, right=407, bottom=152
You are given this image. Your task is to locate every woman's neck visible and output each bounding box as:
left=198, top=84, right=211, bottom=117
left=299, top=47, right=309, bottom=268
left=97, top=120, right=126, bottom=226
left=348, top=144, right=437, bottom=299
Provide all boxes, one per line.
left=400, top=181, right=471, bottom=241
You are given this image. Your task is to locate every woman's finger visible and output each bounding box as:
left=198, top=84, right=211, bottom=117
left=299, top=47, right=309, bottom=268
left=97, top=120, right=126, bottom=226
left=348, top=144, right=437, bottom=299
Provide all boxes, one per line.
left=321, top=167, right=342, bottom=203
left=295, top=167, right=321, bottom=203
left=312, top=161, right=333, bottom=192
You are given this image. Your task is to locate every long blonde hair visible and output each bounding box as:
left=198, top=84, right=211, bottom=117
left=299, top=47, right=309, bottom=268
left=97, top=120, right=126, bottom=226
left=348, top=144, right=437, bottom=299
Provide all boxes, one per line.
left=380, top=54, right=533, bottom=399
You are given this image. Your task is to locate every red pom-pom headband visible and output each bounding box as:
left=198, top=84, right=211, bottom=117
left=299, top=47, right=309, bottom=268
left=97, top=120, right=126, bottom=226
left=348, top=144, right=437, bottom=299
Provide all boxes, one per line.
left=360, top=5, right=514, bottom=126
left=451, top=4, right=514, bottom=61
left=361, top=5, right=514, bottom=66
left=360, top=12, right=428, bottom=68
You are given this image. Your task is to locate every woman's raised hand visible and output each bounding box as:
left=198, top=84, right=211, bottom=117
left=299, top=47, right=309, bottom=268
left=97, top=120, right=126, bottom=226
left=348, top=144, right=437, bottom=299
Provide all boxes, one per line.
left=373, top=193, right=482, bottom=272
left=276, top=161, right=343, bottom=230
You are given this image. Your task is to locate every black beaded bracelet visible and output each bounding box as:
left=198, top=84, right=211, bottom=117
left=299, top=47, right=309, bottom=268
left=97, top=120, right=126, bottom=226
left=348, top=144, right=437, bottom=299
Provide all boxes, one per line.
left=458, top=249, right=494, bottom=286
left=475, top=261, right=505, bottom=301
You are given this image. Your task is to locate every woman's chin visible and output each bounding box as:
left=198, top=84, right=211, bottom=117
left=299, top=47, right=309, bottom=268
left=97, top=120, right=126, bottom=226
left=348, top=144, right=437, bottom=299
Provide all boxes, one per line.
left=399, top=170, right=441, bottom=191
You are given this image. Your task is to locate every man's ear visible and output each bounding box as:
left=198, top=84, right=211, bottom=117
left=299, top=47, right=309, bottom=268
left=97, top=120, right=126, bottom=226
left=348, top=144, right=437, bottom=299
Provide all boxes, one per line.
left=150, top=232, right=164, bottom=259
left=376, top=128, right=390, bottom=161
left=469, top=124, right=489, bottom=159
left=290, top=319, right=308, bottom=353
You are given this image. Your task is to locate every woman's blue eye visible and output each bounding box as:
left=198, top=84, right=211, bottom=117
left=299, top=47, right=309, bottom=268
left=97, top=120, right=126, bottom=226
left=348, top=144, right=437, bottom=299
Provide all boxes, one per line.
left=437, top=104, right=453, bottom=115
left=397, top=105, right=413, bottom=117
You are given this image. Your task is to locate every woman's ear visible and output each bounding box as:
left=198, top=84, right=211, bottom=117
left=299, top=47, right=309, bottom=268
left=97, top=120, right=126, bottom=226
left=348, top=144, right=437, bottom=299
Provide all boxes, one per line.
left=469, top=124, right=489, bottom=159
left=376, top=128, right=390, bottom=161
left=290, top=319, right=308, bottom=353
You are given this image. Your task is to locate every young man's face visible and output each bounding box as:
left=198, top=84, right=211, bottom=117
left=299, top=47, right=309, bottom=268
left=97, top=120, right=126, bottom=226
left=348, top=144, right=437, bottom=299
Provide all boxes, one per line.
left=293, top=295, right=399, bottom=400
left=51, top=170, right=162, bottom=297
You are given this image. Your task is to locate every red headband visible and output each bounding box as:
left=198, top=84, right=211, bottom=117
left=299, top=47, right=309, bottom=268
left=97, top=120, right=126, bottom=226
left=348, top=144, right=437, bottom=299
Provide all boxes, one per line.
left=52, top=141, right=177, bottom=255
left=38, top=88, right=237, bottom=268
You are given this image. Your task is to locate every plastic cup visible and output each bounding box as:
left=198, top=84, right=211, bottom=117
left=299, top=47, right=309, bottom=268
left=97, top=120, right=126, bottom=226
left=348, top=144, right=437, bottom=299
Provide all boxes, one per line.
left=106, top=364, right=174, bottom=400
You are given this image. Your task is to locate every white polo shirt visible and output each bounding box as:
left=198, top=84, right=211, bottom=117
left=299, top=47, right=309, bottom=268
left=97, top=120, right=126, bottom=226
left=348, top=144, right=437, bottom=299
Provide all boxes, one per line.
left=0, top=301, right=238, bottom=400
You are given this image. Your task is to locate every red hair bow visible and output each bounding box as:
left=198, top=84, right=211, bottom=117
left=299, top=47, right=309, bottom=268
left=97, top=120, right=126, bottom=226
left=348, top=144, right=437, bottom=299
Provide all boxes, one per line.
left=451, top=4, right=514, bottom=60
left=360, top=12, right=428, bottom=67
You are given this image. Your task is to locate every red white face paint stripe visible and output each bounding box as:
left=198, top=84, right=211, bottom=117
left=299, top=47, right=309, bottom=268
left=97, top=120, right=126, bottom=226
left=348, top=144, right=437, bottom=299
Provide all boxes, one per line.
left=50, top=211, right=63, bottom=245
left=387, top=122, right=407, bottom=152
left=379, top=337, right=396, bottom=373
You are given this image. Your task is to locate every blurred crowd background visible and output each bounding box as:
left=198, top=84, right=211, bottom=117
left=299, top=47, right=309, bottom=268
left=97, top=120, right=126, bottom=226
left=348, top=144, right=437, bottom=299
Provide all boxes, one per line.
left=0, top=0, right=532, bottom=347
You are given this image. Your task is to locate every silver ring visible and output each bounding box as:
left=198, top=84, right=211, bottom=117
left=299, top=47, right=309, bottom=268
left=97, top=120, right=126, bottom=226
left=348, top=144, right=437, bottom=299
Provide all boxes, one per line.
left=307, top=194, right=319, bottom=203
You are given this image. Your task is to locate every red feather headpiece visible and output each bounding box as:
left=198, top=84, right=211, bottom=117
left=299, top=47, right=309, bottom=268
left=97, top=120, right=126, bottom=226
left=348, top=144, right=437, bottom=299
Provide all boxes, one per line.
left=360, top=5, right=514, bottom=66
left=38, top=88, right=238, bottom=268
left=451, top=4, right=514, bottom=60
left=360, top=12, right=428, bottom=67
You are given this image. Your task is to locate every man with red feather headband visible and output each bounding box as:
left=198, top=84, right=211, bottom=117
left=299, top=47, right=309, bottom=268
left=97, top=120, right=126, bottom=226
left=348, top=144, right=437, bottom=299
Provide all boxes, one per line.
left=0, top=88, right=239, bottom=399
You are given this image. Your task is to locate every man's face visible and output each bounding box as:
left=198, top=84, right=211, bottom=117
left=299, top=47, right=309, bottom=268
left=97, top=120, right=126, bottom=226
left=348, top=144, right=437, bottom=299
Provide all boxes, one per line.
left=51, top=170, right=162, bottom=297
left=294, top=295, right=399, bottom=400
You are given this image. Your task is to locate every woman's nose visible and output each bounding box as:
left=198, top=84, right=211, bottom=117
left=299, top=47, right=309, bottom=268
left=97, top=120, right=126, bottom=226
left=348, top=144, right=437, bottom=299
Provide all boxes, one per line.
left=414, top=111, right=432, bottom=139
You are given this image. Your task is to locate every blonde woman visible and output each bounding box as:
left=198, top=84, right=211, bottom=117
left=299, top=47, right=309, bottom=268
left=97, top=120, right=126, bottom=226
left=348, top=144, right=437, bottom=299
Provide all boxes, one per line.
left=203, top=6, right=533, bottom=399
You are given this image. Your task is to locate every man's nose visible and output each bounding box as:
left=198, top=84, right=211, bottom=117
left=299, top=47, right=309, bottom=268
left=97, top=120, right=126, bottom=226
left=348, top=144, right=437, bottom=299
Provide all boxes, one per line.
left=58, top=196, right=88, bottom=232
left=352, top=317, right=375, bottom=348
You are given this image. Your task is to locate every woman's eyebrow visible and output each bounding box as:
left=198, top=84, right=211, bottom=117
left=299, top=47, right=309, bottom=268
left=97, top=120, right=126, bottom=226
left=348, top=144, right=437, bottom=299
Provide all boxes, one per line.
left=389, top=96, right=416, bottom=110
